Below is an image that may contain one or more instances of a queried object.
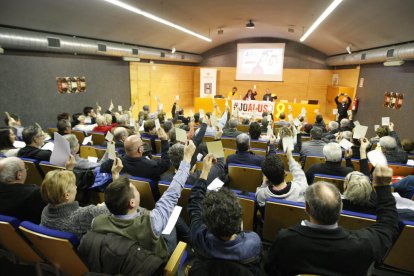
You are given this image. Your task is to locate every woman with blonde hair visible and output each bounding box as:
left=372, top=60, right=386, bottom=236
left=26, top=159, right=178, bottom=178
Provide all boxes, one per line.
left=40, top=159, right=122, bottom=237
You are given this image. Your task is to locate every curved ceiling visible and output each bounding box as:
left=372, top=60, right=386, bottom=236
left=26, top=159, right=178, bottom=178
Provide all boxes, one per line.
left=1, top=0, right=413, bottom=56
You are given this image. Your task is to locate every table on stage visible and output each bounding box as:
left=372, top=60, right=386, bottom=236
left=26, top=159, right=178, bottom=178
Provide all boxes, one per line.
left=194, top=97, right=320, bottom=123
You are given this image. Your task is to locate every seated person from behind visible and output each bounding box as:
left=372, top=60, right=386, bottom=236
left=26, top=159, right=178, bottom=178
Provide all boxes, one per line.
left=265, top=165, right=399, bottom=276
left=249, top=121, right=268, bottom=141
left=226, top=133, right=275, bottom=167
left=305, top=142, right=354, bottom=184
left=274, top=112, right=291, bottom=128
left=73, top=114, right=96, bottom=132
left=40, top=156, right=117, bottom=238
left=57, top=119, right=72, bottom=136
left=188, top=154, right=262, bottom=275
left=0, top=157, right=47, bottom=224
left=379, top=136, right=408, bottom=164
left=222, top=118, right=243, bottom=137
left=79, top=141, right=196, bottom=263
left=299, top=127, right=326, bottom=165
left=256, top=146, right=307, bottom=208
left=313, top=114, right=327, bottom=132
left=100, top=127, right=171, bottom=183
left=17, top=125, right=52, bottom=162
left=92, top=115, right=112, bottom=134
left=161, top=143, right=225, bottom=185
left=0, top=127, right=19, bottom=157
left=63, top=134, right=109, bottom=170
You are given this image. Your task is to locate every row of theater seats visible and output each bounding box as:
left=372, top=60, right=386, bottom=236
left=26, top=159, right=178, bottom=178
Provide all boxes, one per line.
left=0, top=214, right=187, bottom=276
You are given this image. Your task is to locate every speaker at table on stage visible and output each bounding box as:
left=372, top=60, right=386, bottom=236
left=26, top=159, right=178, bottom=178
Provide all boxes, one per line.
left=262, top=88, right=277, bottom=102
left=227, top=86, right=238, bottom=99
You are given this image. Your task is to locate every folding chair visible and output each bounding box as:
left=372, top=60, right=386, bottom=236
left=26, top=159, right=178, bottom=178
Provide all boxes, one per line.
left=72, top=130, right=86, bottom=144
left=90, top=132, right=106, bottom=146
left=262, top=198, right=306, bottom=241
left=223, top=148, right=236, bottom=159
left=232, top=190, right=256, bottom=231
left=303, top=155, right=325, bottom=171
left=221, top=137, right=236, bottom=149
left=0, top=215, right=44, bottom=269
left=39, top=161, right=65, bottom=176
left=129, top=176, right=156, bottom=210
left=250, top=140, right=267, bottom=150
left=21, top=158, right=43, bottom=186
left=383, top=221, right=414, bottom=273
left=164, top=241, right=187, bottom=276
left=313, top=174, right=346, bottom=193
left=236, top=125, right=249, bottom=133
left=228, top=163, right=262, bottom=193
left=202, top=136, right=215, bottom=143
left=158, top=181, right=192, bottom=224
left=19, top=221, right=89, bottom=276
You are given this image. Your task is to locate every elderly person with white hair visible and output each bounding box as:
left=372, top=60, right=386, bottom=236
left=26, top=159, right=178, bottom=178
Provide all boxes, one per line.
left=339, top=118, right=354, bottom=132
left=305, top=142, right=354, bottom=184
left=92, top=115, right=113, bottom=133
left=222, top=118, right=243, bottom=137
left=73, top=115, right=96, bottom=132
left=378, top=122, right=408, bottom=164
left=343, top=170, right=414, bottom=221
left=322, top=121, right=339, bottom=142
left=64, top=134, right=109, bottom=170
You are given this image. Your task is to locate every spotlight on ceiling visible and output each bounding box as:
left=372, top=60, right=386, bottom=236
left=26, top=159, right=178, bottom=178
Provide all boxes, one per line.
left=246, top=20, right=255, bottom=29
left=346, top=44, right=352, bottom=54
left=171, top=47, right=176, bottom=54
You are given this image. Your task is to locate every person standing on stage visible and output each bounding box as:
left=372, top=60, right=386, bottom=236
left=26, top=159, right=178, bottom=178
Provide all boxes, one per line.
left=335, top=93, right=352, bottom=121
left=243, top=89, right=257, bottom=101
left=263, top=88, right=277, bottom=102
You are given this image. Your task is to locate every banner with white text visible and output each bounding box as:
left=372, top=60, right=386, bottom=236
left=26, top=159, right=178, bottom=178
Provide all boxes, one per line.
left=231, top=100, right=275, bottom=118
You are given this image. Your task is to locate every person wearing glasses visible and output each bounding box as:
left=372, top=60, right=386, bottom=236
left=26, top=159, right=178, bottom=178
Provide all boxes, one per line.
left=0, top=157, right=45, bottom=223
left=17, top=125, right=51, bottom=161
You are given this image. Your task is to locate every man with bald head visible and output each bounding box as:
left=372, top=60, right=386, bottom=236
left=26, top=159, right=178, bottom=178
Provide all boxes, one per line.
left=0, top=157, right=46, bottom=223
left=100, top=127, right=171, bottom=191
left=265, top=165, right=399, bottom=275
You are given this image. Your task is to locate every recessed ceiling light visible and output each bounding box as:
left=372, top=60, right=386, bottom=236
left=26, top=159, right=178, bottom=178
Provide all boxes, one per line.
left=103, top=0, right=212, bottom=42
left=300, top=0, right=343, bottom=42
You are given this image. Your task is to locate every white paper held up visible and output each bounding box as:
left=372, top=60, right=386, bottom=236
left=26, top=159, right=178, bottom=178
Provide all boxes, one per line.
left=162, top=206, right=182, bottom=235
left=155, top=119, right=161, bottom=130
left=50, top=132, right=71, bottom=167
left=105, top=131, right=114, bottom=142
left=367, top=150, right=387, bottom=167
left=282, top=137, right=294, bottom=152
left=175, top=128, right=187, bottom=143
left=353, top=125, right=368, bottom=139
left=107, top=142, right=116, bottom=160
left=207, top=177, right=225, bottom=191
left=382, top=117, right=390, bottom=126
left=82, top=135, right=92, bottom=145
left=206, top=141, right=224, bottom=158
left=339, top=139, right=353, bottom=150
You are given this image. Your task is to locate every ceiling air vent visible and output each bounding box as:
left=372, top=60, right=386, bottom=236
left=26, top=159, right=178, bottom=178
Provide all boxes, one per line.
left=361, top=53, right=366, bottom=60
left=132, top=48, right=139, bottom=55
left=160, top=52, right=165, bottom=58
left=97, top=44, right=107, bottom=52
left=386, top=49, right=394, bottom=58
left=47, top=37, right=61, bottom=48
left=181, top=55, right=185, bottom=60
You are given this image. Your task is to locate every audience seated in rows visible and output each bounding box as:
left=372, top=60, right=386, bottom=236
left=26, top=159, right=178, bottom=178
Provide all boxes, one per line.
left=188, top=154, right=262, bottom=274
left=0, top=157, right=46, bottom=224
left=79, top=141, right=196, bottom=267
left=0, top=127, right=19, bottom=157
left=17, top=125, right=51, bottom=162
left=305, top=142, right=354, bottom=184
left=256, top=147, right=308, bottom=207
left=265, top=165, right=399, bottom=275
left=83, top=106, right=97, bottom=124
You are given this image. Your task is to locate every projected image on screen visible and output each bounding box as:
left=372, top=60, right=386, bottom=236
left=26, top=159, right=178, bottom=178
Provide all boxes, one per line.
left=236, top=43, right=285, bottom=81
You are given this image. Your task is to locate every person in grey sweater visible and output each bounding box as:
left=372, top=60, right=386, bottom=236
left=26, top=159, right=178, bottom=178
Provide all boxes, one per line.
left=256, top=148, right=308, bottom=207
left=40, top=158, right=123, bottom=238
